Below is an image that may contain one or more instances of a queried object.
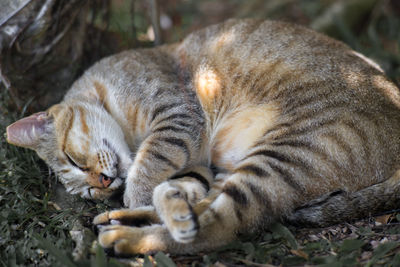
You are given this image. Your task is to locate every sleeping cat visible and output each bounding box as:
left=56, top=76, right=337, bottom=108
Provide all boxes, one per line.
left=6, top=19, right=400, bottom=254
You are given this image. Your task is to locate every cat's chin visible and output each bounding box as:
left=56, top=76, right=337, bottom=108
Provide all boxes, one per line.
left=71, top=176, right=125, bottom=200
left=84, top=186, right=123, bottom=200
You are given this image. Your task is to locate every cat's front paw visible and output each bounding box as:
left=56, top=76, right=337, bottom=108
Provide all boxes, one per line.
left=153, top=183, right=199, bottom=243
left=93, top=206, right=161, bottom=227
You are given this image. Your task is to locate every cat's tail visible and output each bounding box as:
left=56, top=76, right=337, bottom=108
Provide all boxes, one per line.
left=285, top=170, right=400, bottom=227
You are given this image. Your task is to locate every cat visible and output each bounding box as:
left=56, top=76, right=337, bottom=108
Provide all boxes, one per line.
left=6, top=19, right=400, bottom=254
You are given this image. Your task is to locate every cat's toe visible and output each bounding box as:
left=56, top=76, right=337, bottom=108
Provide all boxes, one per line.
left=169, top=219, right=198, bottom=243
left=163, top=198, right=199, bottom=243
left=154, top=182, right=201, bottom=243
left=173, top=212, right=193, bottom=221
left=93, top=211, right=110, bottom=225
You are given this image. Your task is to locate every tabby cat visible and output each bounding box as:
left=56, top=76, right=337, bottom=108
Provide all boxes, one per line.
left=6, top=19, right=400, bottom=254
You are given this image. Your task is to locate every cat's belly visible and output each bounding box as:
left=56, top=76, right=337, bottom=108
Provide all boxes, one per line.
left=211, top=104, right=279, bottom=171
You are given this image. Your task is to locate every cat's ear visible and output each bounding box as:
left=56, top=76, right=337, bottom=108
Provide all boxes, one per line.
left=6, top=112, right=51, bottom=149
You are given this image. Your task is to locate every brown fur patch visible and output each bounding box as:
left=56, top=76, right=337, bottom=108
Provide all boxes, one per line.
left=93, top=81, right=111, bottom=114
left=48, top=105, right=74, bottom=152
left=128, top=105, right=139, bottom=131
left=78, top=106, right=89, bottom=135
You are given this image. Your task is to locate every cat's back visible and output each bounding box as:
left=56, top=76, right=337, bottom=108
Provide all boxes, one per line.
left=174, top=19, right=400, bottom=195
left=176, top=19, right=395, bottom=101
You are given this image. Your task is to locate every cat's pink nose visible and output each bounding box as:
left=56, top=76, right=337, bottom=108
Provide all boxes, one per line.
left=99, top=173, right=114, bottom=188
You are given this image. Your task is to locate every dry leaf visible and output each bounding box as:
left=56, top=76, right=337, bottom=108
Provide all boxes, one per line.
left=290, top=249, right=309, bottom=260
left=375, top=214, right=393, bottom=225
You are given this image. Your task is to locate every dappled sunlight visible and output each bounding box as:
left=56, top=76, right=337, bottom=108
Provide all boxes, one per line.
left=211, top=104, right=280, bottom=171
left=372, top=74, right=400, bottom=107
left=211, top=30, right=236, bottom=51
left=195, top=65, right=222, bottom=101
left=350, top=51, right=384, bottom=73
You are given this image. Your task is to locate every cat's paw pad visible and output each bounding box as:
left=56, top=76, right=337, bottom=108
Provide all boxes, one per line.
left=161, top=188, right=199, bottom=243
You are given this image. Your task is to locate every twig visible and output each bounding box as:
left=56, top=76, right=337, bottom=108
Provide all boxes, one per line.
left=0, top=63, right=11, bottom=89
left=0, top=62, right=22, bottom=109
left=130, top=0, right=138, bottom=47
left=148, top=0, right=162, bottom=45
left=0, top=0, right=33, bottom=28
left=233, top=257, right=277, bottom=267
left=32, top=0, right=56, bottom=24
left=32, top=196, right=62, bottom=211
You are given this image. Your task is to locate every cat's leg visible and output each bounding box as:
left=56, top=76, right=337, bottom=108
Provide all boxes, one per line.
left=123, top=103, right=205, bottom=209
left=96, top=169, right=299, bottom=254
left=286, top=170, right=400, bottom=227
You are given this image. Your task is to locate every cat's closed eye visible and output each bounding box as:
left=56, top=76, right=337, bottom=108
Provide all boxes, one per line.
left=65, top=152, right=88, bottom=172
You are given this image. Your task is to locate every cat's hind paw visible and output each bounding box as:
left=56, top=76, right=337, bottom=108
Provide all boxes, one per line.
left=98, top=225, right=150, bottom=255
left=154, top=184, right=199, bottom=243
left=93, top=206, right=161, bottom=227
left=98, top=224, right=170, bottom=255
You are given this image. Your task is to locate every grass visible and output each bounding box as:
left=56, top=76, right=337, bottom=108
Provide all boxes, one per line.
left=1, top=0, right=400, bottom=266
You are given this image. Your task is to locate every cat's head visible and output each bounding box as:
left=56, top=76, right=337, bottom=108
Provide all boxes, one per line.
left=6, top=102, right=132, bottom=200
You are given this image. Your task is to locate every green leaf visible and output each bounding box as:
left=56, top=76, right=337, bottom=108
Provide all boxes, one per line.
left=392, top=253, right=400, bottom=266
left=310, top=255, right=337, bottom=265
left=304, top=242, right=322, bottom=252
left=93, top=245, right=107, bottom=267
left=154, top=252, right=177, bottom=267
left=143, top=255, right=153, bottom=267
left=108, top=258, right=126, bottom=267
left=366, top=242, right=400, bottom=267
left=339, top=239, right=365, bottom=253
left=281, top=255, right=307, bottom=266
left=242, top=242, right=255, bottom=257
left=269, top=222, right=298, bottom=249
left=357, top=226, right=372, bottom=235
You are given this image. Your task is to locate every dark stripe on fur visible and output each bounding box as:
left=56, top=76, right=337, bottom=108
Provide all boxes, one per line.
left=151, top=103, right=182, bottom=122
left=236, top=164, right=269, bottom=177
left=268, top=160, right=302, bottom=191
left=170, top=171, right=210, bottom=191
left=247, top=148, right=314, bottom=176
left=148, top=150, right=179, bottom=170
left=246, top=149, right=291, bottom=163
left=153, top=125, right=192, bottom=135
left=159, top=137, right=190, bottom=158
left=293, top=189, right=345, bottom=211
left=222, top=183, right=248, bottom=206
left=323, top=132, right=355, bottom=165
left=234, top=206, right=243, bottom=222
left=175, top=120, right=194, bottom=128
left=243, top=181, right=269, bottom=207
left=156, top=113, right=192, bottom=125
left=271, top=139, right=312, bottom=148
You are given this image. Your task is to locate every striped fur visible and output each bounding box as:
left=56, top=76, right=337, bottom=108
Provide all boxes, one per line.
left=7, top=19, right=400, bottom=254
